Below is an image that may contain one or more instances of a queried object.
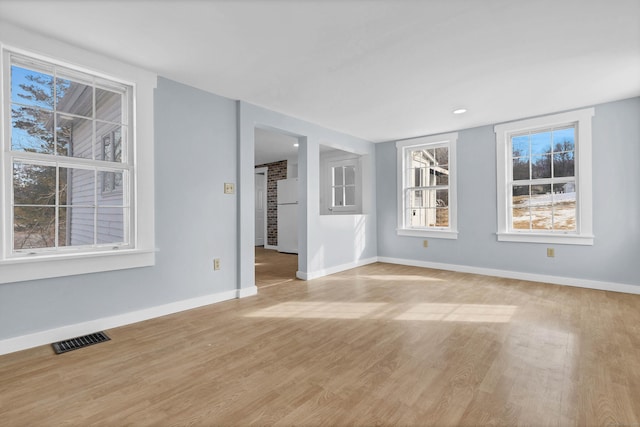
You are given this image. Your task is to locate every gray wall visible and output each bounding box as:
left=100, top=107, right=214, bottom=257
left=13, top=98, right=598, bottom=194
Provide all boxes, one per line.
left=0, top=77, right=239, bottom=340
left=376, top=97, right=640, bottom=287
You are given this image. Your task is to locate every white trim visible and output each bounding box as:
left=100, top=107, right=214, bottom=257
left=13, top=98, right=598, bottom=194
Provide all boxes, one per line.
left=397, top=229, right=459, bottom=239
left=254, top=167, right=268, bottom=247
left=237, top=285, right=258, bottom=298
left=396, top=132, right=458, bottom=238
left=496, top=232, right=594, bottom=245
left=377, top=256, right=640, bottom=295
left=0, top=289, right=241, bottom=355
left=297, top=256, right=377, bottom=280
left=494, top=108, right=594, bottom=245
left=264, top=244, right=278, bottom=250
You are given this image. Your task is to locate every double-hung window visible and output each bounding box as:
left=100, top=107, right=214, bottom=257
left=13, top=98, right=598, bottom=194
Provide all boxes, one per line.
left=495, top=108, right=594, bottom=245
left=396, top=132, right=458, bottom=238
left=1, top=41, right=155, bottom=284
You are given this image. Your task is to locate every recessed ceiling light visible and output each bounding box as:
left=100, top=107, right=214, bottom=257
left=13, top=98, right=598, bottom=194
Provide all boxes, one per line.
left=453, top=108, right=467, bottom=115
left=293, top=143, right=299, bottom=147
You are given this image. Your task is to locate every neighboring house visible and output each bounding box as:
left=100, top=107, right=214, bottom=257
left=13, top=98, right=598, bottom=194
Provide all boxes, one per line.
left=56, top=84, right=124, bottom=246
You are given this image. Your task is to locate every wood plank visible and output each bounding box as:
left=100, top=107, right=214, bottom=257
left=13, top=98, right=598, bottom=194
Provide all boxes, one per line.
left=1, top=262, right=639, bottom=426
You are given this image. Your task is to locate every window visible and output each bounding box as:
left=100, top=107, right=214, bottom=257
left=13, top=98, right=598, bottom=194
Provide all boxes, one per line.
left=7, top=53, right=130, bottom=251
left=396, top=132, right=458, bottom=238
left=495, top=108, right=594, bottom=245
left=320, top=148, right=362, bottom=215
left=1, top=41, right=155, bottom=284
left=331, top=161, right=357, bottom=211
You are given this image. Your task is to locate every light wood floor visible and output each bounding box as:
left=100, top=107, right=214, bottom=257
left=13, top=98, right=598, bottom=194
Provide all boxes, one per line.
left=2, top=263, right=640, bottom=426
left=255, top=246, right=299, bottom=288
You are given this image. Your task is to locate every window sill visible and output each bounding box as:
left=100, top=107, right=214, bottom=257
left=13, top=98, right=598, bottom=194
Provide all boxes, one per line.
left=0, top=249, right=156, bottom=284
left=397, top=228, right=458, bottom=239
left=497, top=232, right=594, bottom=246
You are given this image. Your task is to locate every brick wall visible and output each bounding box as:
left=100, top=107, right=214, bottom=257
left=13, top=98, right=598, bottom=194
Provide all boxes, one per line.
left=255, top=160, right=287, bottom=246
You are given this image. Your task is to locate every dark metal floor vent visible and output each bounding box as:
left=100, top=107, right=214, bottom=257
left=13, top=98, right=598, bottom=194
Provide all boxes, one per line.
left=52, top=331, right=110, bottom=354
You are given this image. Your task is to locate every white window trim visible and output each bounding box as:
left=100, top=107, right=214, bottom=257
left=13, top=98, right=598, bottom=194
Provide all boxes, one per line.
left=0, top=28, right=156, bottom=284
left=494, top=108, right=594, bottom=245
left=396, top=132, right=458, bottom=239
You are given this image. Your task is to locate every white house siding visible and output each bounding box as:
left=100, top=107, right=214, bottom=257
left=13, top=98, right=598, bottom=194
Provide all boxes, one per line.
left=65, top=89, right=125, bottom=246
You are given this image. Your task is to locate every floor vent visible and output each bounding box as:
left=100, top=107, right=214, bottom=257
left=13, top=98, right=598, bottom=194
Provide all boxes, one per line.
left=52, top=331, right=111, bottom=354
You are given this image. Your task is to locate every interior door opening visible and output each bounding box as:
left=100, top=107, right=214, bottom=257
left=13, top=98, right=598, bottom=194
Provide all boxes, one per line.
left=254, top=127, right=300, bottom=288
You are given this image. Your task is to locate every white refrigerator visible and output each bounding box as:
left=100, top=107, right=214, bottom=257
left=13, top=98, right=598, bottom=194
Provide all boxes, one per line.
left=277, top=178, right=298, bottom=254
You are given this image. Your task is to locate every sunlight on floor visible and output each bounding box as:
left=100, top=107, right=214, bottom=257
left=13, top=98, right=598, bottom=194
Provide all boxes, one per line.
left=245, top=302, right=387, bottom=319
left=246, top=301, right=517, bottom=322
left=355, top=274, right=444, bottom=282
left=395, top=303, right=517, bottom=323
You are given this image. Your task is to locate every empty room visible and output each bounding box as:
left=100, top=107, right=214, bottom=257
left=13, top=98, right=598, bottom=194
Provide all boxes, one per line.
left=0, top=1, right=639, bottom=426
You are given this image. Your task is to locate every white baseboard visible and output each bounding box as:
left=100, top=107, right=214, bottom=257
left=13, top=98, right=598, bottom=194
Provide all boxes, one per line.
left=237, top=285, right=258, bottom=298
left=0, top=288, right=251, bottom=356
left=377, top=256, right=640, bottom=295
left=298, top=257, right=378, bottom=281
left=263, top=244, right=278, bottom=251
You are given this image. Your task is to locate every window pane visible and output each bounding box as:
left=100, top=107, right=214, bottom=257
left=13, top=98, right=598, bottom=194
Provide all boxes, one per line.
left=56, top=77, right=93, bottom=118
left=58, top=207, right=68, bottom=246
left=66, top=207, right=95, bottom=246
left=344, top=165, right=356, bottom=185
left=553, top=127, right=574, bottom=152
left=96, top=88, right=123, bottom=123
left=512, top=134, right=529, bottom=157
left=333, top=187, right=344, bottom=206
left=13, top=163, right=56, bottom=205
left=13, top=206, right=56, bottom=249
left=553, top=151, right=574, bottom=177
left=512, top=185, right=530, bottom=230
left=344, top=186, right=355, bottom=206
left=512, top=156, right=529, bottom=180
left=436, top=172, right=449, bottom=186
left=434, top=147, right=448, bottom=166
left=11, top=65, right=54, bottom=109
left=11, top=105, right=54, bottom=154
left=99, top=171, right=124, bottom=196
left=333, top=166, right=343, bottom=186
left=530, top=184, right=552, bottom=229
left=63, top=168, right=95, bottom=206
left=531, top=204, right=553, bottom=230
left=97, top=207, right=126, bottom=244
left=531, top=131, right=551, bottom=155
left=410, top=189, right=425, bottom=208
left=96, top=123, right=123, bottom=162
left=552, top=186, right=576, bottom=231
left=531, top=154, right=551, bottom=179
left=436, top=208, right=449, bottom=227
left=408, top=207, right=426, bottom=227
left=57, top=114, right=93, bottom=158
left=436, top=189, right=448, bottom=207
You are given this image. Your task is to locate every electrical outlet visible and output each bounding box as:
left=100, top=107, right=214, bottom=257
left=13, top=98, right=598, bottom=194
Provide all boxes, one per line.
left=213, top=258, right=221, bottom=270
left=547, top=248, right=555, bottom=258
left=423, top=240, right=428, bottom=248
left=224, top=183, right=235, bottom=194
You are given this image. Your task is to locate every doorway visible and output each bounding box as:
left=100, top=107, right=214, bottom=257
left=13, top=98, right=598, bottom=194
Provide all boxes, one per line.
left=254, top=127, right=300, bottom=288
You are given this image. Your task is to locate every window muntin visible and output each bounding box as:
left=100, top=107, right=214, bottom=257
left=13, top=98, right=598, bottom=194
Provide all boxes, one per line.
left=509, top=126, right=576, bottom=232
left=6, top=53, right=131, bottom=255
left=396, top=133, right=458, bottom=238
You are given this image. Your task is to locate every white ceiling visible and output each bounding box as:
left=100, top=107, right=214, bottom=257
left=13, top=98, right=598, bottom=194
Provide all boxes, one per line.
left=1, top=1, right=639, bottom=143
left=254, top=128, right=299, bottom=165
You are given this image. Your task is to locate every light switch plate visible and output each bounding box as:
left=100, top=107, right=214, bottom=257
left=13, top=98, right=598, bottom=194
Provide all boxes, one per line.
left=224, top=183, right=235, bottom=194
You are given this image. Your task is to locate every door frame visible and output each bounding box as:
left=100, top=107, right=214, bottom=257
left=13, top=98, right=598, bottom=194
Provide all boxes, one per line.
left=254, top=167, right=270, bottom=248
